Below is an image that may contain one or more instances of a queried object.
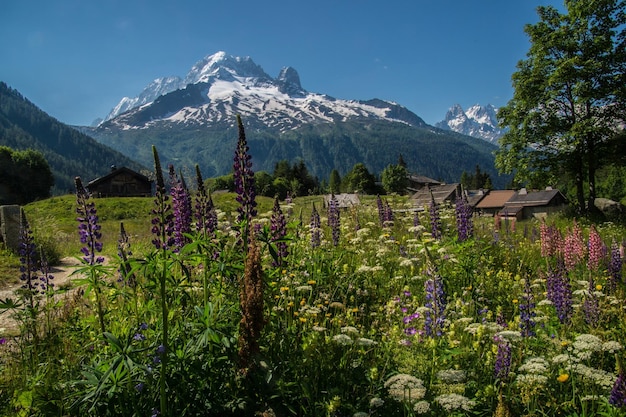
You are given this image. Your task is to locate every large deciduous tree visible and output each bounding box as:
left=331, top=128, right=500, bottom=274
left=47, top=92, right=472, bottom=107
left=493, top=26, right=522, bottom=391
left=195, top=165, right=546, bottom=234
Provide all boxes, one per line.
left=495, top=0, right=626, bottom=212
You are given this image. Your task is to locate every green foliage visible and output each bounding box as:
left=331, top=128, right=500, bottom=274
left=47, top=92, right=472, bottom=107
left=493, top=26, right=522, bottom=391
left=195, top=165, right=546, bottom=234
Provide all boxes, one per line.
left=88, top=118, right=508, bottom=189
left=381, top=163, right=408, bottom=194
left=495, top=0, right=626, bottom=211
left=1, top=191, right=626, bottom=416
left=329, top=169, right=341, bottom=194
left=343, top=162, right=378, bottom=194
left=0, top=146, right=53, bottom=205
left=460, top=164, right=493, bottom=190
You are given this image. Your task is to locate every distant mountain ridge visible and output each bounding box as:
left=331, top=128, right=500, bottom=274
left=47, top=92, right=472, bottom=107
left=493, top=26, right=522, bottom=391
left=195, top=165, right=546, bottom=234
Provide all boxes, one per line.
left=435, top=104, right=505, bottom=143
left=88, top=51, right=507, bottom=187
left=0, top=82, right=146, bottom=194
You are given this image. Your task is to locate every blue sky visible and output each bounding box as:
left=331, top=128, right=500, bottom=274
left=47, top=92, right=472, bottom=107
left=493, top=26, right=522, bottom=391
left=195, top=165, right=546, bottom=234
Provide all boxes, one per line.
left=2, top=0, right=562, bottom=126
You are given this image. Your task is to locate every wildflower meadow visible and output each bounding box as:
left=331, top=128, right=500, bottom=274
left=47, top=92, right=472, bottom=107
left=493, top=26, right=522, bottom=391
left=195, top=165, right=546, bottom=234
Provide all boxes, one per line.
left=1, top=117, right=626, bottom=417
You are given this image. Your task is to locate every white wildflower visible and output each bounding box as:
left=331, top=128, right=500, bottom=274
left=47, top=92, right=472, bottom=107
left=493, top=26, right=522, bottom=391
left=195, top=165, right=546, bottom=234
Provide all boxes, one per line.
left=413, top=400, right=430, bottom=414
left=495, top=330, right=522, bottom=342
left=341, top=326, right=359, bottom=335
left=369, top=397, right=384, bottom=408
left=357, top=265, right=373, bottom=273
left=515, top=373, right=549, bottom=386
left=602, top=341, right=623, bottom=353
left=400, top=258, right=414, bottom=267
left=573, top=334, right=603, bottom=354
left=384, top=374, right=427, bottom=402
left=436, top=369, right=466, bottom=384
left=434, top=393, right=475, bottom=412
left=518, top=357, right=549, bottom=374
left=356, top=337, right=377, bottom=346
left=332, top=334, right=353, bottom=345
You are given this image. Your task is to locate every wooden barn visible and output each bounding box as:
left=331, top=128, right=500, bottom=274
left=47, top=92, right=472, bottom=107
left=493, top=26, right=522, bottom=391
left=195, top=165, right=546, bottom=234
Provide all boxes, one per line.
left=410, top=183, right=461, bottom=210
left=500, top=187, right=568, bottom=220
left=87, top=166, right=153, bottom=197
left=475, top=190, right=517, bottom=216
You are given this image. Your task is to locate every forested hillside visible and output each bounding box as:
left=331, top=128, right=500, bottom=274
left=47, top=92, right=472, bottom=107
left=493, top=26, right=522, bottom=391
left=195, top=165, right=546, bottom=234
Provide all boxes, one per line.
left=0, top=82, right=146, bottom=194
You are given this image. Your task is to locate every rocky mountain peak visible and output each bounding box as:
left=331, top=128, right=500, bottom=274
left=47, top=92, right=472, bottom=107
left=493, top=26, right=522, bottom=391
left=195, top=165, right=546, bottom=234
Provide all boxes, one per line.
left=436, top=103, right=505, bottom=144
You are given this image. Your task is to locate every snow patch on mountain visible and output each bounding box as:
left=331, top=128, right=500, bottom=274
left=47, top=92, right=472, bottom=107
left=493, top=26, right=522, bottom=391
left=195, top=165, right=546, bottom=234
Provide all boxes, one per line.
left=101, top=51, right=427, bottom=131
left=435, top=104, right=505, bottom=143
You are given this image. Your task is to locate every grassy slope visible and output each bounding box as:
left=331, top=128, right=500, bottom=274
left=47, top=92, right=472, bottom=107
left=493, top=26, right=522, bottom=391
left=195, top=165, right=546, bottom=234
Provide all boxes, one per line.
left=1, top=192, right=355, bottom=286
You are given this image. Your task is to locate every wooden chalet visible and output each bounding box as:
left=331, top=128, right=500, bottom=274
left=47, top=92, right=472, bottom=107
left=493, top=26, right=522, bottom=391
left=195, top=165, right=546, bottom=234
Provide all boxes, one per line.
left=87, top=166, right=153, bottom=197
left=500, top=187, right=568, bottom=220
left=406, top=174, right=442, bottom=193
left=475, top=190, right=517, bottom=216
left=410, top=183, right=461, bottom=210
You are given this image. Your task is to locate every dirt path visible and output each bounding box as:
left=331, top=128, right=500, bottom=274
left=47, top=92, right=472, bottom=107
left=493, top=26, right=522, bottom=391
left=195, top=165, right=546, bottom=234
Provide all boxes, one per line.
left=0, top=257, right=83, bottom=336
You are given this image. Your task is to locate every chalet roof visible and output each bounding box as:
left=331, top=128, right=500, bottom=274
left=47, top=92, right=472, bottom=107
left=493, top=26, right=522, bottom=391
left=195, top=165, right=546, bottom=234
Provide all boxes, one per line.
left=475, top=190, right=516, bottom=209
left=87, top=166, right=151, bottom=188
left=465, top=189, right=487, bottom=207
left=410, top=183, right=460, bottom=207
left=504, top=188, right=567, bottom=207
left=407, top=174, right=442, bottom=185
left=323, top=193, right=361, bottom=208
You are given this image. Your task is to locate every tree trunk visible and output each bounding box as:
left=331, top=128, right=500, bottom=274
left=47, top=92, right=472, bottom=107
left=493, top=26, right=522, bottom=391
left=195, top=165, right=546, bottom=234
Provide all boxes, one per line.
left=587, top=134, right=598, bottom=215
left=575, top=151, right=585, bottom=213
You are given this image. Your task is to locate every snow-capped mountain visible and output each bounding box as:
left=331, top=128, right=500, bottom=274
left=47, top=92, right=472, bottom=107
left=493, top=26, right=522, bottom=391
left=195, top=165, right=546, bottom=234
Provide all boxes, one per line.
left=435, top=104, right=505, bottom=143
left=101, top=51, right=427, bottom=131
left=105, top=76, right=184, bottom=121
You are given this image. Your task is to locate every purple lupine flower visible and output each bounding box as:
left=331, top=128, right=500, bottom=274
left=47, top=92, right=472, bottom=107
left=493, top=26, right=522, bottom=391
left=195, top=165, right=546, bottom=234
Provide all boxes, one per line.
left=587, top=225, right=605, bottom=270
left=169, top=165, right=192, bottom=250
left=455, top=193, right=473, bottom=242
left=545, top=259, right=573, bottom=324
left=233, top=115, right=257, bottom=245
left=38, top=250, right=54, bottom=294
left=583, top=278, right=600, bottom=327
left=19, top=212, right=39, bottom=299
left=270, top=196, right=288, bottom=267
left=519, top=278, right=536, bottom=337
left=151, top=146, right=175, bottom=251
left=75, top=177, right=105, bottom=265
left=376, top=194, right=386, bottom=227
left=610, top=369, right=626, bottom=407
left=310, top=203, right=321, bottom=248
left=607, top=241, right=623, bottom=293
left=328, top=194, right=340, bottom=246
left=493, top=337, right=512, bottom=381
left=0, top=337, right=6, bottom=345
left=424, top=268, right=446, bottom=337
left=428, top=193, right=441, bottom=240
left=194, top=164, right=217, bottom=238
left=384, top=200, right=394, bottom=226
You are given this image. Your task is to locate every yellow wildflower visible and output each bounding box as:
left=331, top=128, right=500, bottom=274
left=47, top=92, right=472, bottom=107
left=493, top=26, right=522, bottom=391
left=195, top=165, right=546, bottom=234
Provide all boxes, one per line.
left=557, top=374, right=569, bottom=383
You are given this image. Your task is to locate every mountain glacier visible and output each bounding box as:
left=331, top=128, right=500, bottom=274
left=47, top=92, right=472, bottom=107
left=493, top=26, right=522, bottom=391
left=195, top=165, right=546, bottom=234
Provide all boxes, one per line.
left=435, top=104, right=505, bottom=143
left=100, top=51, right=427, bottom=131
